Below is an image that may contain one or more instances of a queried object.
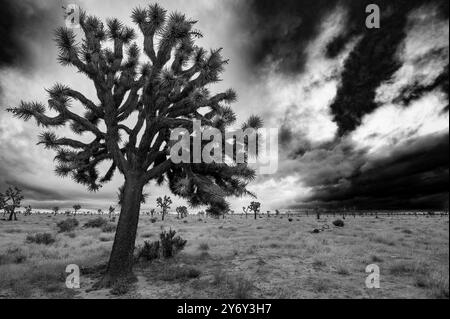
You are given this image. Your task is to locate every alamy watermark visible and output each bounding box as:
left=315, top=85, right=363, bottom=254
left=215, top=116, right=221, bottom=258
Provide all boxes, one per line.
left=65, top=264, right=80, bottom=289
left=169, top=120, right=279, bottom=175
left=365, top=264, right=381, bottom=289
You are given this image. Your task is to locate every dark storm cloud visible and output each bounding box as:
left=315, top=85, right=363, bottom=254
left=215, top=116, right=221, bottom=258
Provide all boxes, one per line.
left=239, top=0, right=448, bottom=135
left=393, top=63, right=449, bottom=109
left=0, top=0, right=62, bottom=69
left=237, top=0, right=340, bottom=75
left=291, top=132, right=449, bottom=210
left=330, top=0, right=448, bottom=135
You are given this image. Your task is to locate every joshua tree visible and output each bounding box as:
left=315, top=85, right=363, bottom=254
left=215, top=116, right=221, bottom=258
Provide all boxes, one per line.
left=0, top=193, right=6, bottom=218
left=242, top=206, right=249, bottom=219
left=73, top=204, right=81, bottom=216
left=108, top=205, right=116, bottom=219
left=150, top=208, right=156, bottom=218
left=157, top=196, right=172, bottom=221
left=248, top=201, right=261, bottom=220
left=98, top=208, right=104, bottom=215
left=52, top=206, right=60, bottom=215
left=275, top=209, right=280, bottom=216
left=0, top=187, right=24, bottom=221
left=24, top=205, right=33, bottom=216
left=7, top=4, right=260, bottom=286
left=315, top=207, right=320, bottom=220
left=176, top=206, right=188, bottom=219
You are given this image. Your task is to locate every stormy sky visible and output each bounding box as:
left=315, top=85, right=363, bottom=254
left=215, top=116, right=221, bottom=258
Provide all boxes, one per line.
left=0, top=0, right=448, bottom=211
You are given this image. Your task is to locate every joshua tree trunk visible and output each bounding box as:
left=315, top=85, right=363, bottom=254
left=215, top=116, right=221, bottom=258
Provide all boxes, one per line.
left=8, top=208, right=17, bottom=221
left=99, top=174, right=144, bottom=287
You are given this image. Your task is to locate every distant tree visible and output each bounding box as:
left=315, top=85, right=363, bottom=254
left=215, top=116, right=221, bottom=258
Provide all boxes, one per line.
left=24, top=205, right=32, bottom=216
left=275, top=209, right=280, bottom=216
left=242, top=206, right=249, bottom=219
left=176, top=206, right=188, bottom=219
left=52, top=206, right=60, bottom=215
left=157, top=196, right=172, bottom=221
left=150, top=208, right=156, bottom=218
left=0, top=187, right=24, bottom=221
left=73, top=204, right=81, bottom=216
left=0, top=193, right=6, bottom=218
left=248, top=201, right=261, bottom=220
left=315, top=207, right=320, bottom=220
left=98, top=208, right=104, bottom=215
left=266, top=210, right=270, bottom=217
left=8, top=4, right=260, bottom=287
left=109, top=206, right=116, bottom=219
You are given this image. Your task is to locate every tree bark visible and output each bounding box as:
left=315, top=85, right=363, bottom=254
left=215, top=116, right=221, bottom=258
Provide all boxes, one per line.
left=8, top=209, right=17, bottom=221
left=97, top=174, right=144, bottom=287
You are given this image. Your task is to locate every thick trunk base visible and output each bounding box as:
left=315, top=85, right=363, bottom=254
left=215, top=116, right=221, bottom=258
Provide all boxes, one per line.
left=96, top=176, right=144, bottom=288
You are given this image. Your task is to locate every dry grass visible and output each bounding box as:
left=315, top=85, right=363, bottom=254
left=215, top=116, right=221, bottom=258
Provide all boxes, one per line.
left=0, top=214, right=448, bottom=299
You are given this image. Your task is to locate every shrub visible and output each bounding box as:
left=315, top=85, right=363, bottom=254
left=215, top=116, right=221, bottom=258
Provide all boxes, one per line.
left=25, top=233, right=56, bottom=245
left=99, top=234, right=114, bottom=242
left=0, top=248, right=27, bottom=265
left=56, top=218, right=79, bottom=233
left=332, top=219, right=345, bottom=227
left=230, top=275, right=254, bottom=299
left=84, top=217, right=108, bottom=228
left=136, top=240, right=160, bottom=261
left=150, top=218, right=157, bottom=223
left=198, top=243, right=209, bottom=251
left=160, top=229, right=187, bottom=258
left=110, top=279, right=131, bottom=296
left=101, top=223, right=116, bottom=233
left=65, top=232, right=76, bottom=238
left=159, top=266, right=201, bottom=282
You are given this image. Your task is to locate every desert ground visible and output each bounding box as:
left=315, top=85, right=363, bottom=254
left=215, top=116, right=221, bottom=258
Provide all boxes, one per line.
left=0, top=213, right=448, bottom=299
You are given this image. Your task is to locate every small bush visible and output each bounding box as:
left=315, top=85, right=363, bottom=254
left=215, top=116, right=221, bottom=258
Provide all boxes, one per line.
left=150, top=218, right=157, bottom=223
left=0, top=248, right=27, bottom=265
left=198, top=243, right=209, bottom=251
left=230, top=275, right=254, bottom=299
left=65, top=232, right=76, bottom=238
left=370, top=255, right=384, bottom=263
left=136, top=240, right=160, bottom=261
left=160, top=229, right=187, bottom=258
left=110, top=279, right=131, bottom=296
left=25, top=233, right=56, bottom=245
left=101, top=223, right=116, bottom=233
left=332, top=219, right=345, bottom=227
left=84, top=217, right=108, bottom=228
left=56, top=218, right=79, bottom=233
left=159, top=266, right=201, bottom=282
left=99, top=234, right=114, bottom=242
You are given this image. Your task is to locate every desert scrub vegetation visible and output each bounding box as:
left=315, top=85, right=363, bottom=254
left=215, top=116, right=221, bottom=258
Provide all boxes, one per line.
left=84, top=217, right=108, bottom=229
left=57, top=218, right=79, bottom=233
left=160, top=229, right=187, bottom=258
left=414, top=269, right=449, bottom=299
left=0, top=248, right=27, bottom=265
left=158, top=265, right=201, bottom=282
left=135, top=230, right=187, bottom=262
left=101, top=223, right=116, bottom=233
left=25, top=233, right=56, bottom=245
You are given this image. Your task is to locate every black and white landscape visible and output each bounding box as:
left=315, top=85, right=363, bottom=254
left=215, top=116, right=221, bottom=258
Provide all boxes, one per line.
left=0, top=0, right=448, bottom=300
